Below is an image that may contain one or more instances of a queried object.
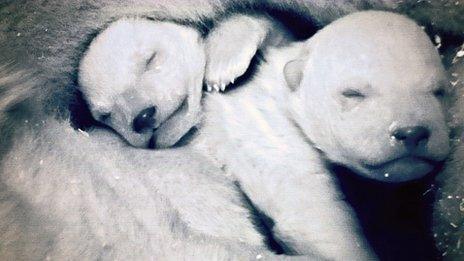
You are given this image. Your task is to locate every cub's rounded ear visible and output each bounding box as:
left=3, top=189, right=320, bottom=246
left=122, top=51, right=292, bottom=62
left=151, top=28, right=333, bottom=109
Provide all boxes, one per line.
left=284, top=59, right=306, bottom=92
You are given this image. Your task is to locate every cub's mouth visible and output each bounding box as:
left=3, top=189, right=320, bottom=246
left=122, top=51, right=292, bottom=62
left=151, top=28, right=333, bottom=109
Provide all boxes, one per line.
left=363, top=156, right=442, bottom=182
left=148, top=127, right=159, bottom=148
left=147, top=124, right=198, bottom=149
left=366, top=156, right=439, bottom=170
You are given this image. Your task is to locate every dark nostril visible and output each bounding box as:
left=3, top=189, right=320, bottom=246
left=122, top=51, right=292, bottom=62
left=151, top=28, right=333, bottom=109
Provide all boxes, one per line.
left=132, top=106, right=157, bottom=133
left=392, top=126, right=430, bottom=147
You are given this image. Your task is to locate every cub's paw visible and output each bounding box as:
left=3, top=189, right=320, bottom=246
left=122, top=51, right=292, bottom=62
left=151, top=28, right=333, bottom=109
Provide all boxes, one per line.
left=205, top=33, right=259, bottom=92
left=204, top=15, right=272, bottom=92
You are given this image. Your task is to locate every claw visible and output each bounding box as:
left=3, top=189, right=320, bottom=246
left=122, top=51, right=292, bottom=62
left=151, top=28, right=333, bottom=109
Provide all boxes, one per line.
left=231, top=79, right=235, bottom=84
left=206, top=84, right=212, bottom=92
left=213, top=83, right=219, bottom=92
left=220, top=82, right=226, bottom=91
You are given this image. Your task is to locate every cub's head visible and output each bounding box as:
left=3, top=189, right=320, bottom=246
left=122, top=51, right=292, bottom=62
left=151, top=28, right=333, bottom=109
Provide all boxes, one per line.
left=286, top=11, right=450, bottom=182
left=79, top=18, right=205, bottom=148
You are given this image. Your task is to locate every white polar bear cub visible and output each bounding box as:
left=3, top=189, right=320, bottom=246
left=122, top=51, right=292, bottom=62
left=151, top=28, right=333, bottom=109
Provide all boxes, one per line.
left=79, top=18, right=204, bottom=148
left=200, top=10, right=450, bottom=259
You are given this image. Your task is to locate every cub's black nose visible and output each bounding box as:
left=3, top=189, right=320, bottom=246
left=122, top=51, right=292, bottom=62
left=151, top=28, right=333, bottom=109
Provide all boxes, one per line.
left=391, top=126, right=430, bottom=147
left=133, top=106, right=156, bottom=133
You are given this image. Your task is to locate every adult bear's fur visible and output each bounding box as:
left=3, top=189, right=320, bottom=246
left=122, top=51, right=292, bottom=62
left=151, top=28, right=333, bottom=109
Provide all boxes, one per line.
left=433, top=57, right=464, bottom=260
left=0, top=0, right=463, bottom=259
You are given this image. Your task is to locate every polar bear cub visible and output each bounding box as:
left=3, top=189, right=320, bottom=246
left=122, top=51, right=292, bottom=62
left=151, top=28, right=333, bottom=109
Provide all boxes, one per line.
left=79, top=18, right=204, bottom=148
left=199, top=10, right=450, bottom=259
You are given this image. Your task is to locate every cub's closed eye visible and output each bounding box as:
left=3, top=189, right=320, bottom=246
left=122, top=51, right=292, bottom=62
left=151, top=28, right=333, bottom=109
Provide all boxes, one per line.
left=146, top=52, right=157, bottom=68
left=341, top=89, right=366, bottom=99
left=98, top=112, right=111, bottom=122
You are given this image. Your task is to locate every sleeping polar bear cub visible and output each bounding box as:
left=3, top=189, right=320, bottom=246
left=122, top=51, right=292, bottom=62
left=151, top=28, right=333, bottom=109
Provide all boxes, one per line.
left=80, top=11, right=451, bottom=260
left=206, top=10, right=450, bottom=182
left=79, top=19, right=204, bottom=148
left=200, top=10, right=450, bottom=259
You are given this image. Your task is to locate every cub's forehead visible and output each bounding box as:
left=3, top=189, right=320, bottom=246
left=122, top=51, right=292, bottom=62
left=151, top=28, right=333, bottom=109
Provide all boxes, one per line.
left=305, top=11, right=445, bottom=90
left=78, top=18, right=203, bottom=97
left=310, top=11, right=438, bottom=62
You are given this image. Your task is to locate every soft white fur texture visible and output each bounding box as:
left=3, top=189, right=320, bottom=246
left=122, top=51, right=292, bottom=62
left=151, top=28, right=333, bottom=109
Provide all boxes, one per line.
left=0, top=0, right=463, bottom=260
left=3, top=1, right=386, bottom=259
left=82, top=10, right=451, bottom=260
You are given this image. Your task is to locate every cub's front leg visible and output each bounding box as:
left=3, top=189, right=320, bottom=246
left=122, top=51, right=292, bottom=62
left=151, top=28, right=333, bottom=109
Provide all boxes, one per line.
left=204, top=14, right=290, bottom=92
left=270, top=171, right=375, bottom=260
left=230, top=147, right=375, bottom=260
